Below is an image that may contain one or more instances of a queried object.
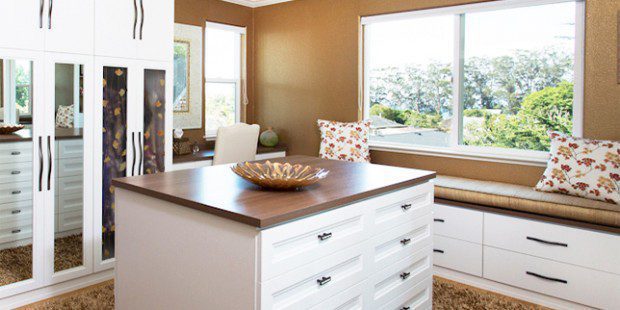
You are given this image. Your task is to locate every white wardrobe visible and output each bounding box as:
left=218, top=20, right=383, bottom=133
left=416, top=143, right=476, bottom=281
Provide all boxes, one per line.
left=0, top=0, right=173, bottom=307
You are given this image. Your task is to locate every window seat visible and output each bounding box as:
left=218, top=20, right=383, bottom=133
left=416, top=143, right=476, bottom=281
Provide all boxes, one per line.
left=434, top=175, right=620, bottom=230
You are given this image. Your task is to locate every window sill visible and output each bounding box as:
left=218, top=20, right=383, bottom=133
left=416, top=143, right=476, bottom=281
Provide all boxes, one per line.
left=369, top=142, right=549, bottom=167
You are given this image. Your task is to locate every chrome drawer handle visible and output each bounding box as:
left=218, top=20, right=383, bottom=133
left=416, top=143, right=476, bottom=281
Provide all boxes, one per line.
left=434, top=218, right=445, bottom=223
left=434, top=249, right=444, bottom=254
left=401, top=204, right=412, bottom=211
left=12, top=190, right=21, bottom=195
left=400, top=238, right=411, bottom=245
left=11, top=210, right=21, bottom=214
left=11, top=171, right=21, bottom=175
left=317, top=276, right=331, bottom=286
left=526, top=271, right=567, bottom=284
left=526, top=236, right=568, bottom=247
left=11, top=151, right=21, bottom=155
left=400, top=272, right=411, bottom=280
left=318, top=232, right=332, bottom=241
left=11, top=229, right=21, bottom=234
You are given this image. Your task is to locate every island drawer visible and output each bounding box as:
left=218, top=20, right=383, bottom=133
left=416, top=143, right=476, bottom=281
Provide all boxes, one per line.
left=0, top=142, right=32, bottom=164
left=0, top=181, right=32, bottom=205
left=433, top=203, right=483, bottom=244
left=260, top=243, right=369, bottom=310
left=433, top=235, right=482, bottom=277
left=365, top=245, right=432, bottom=309
left=259, top=201, right=367, bottom=282
left=484, top=213, right=620, bottom=274
left=0, top=162, right=32, bottom=185
left=368, top=214, right=432, bottom=275
left=309, top=282, right=366, bottom=310
left=369, top=182, right=433, bottom=234
left=382, top=275, right=432, bottom=310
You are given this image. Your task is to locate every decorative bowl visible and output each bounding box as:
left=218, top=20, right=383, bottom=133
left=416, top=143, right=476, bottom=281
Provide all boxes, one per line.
left=0, top=124, right=25, bottom=135
left=231, top=161, right=329, bottom=190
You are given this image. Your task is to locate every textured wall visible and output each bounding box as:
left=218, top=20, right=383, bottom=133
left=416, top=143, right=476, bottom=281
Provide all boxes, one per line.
left=253, top=0, right=620, bottom=186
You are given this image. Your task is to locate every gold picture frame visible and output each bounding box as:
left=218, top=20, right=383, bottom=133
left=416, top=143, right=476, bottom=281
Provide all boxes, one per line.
left=173, top=39, right=191, bottom=113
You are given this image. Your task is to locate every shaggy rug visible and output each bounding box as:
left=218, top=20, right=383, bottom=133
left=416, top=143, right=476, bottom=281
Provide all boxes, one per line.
left=20, top=277, right=548, bottom=309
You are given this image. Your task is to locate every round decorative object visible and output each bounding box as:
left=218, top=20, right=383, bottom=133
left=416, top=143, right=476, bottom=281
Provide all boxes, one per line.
left=0, top=124, right=25, bottom=135
left=259, top=127, right=279, bottom=147
left=173, top=128, right=184, bottom=139
left=231, top=161, right=329, bottom=190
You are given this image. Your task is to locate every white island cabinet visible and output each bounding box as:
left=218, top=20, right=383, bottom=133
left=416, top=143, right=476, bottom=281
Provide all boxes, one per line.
left=113, top=155, right=435, bottom=309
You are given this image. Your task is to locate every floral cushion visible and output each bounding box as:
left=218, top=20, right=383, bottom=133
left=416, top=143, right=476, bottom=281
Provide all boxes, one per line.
left=317, top=119, right=371, bottom=163
left=535, top=131, right=620, bottom=204
left=56, top=105, right=74, bottom=128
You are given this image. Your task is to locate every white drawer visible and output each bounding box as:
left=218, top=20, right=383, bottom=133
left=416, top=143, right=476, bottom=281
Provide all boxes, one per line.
left=260, top=243, right=369, bottom=310
left=0, top=162, right=32, bottom=185
left=309, top=282, right=366, bottom=310
left=0, top=142, right=32, bottom=163
left=433, top=235, right=482, bottom=277
left=433, top=204, right=483, bottom=244
left=484, top=213, right=620, bottom=275
left=0, top=201, right=32, bottom=225
left=0, top=181, right=32, bottom=204
left=57, top=210, right=83, bottom=232
left=0, top=219, right=32, bottom=244
left=381, top=276, right=432, bottom=310
left=55, top=158, right=83, bottom=178
left=366, top=245, right=433, bottom=309
left=56, top=175, right=83, bottom=196
left=369, top=214, right=432, bottom=275
left=259, top=201, right=367, bottom=282
left=56, top=193, right=83, bottom=214
left=484, top=246, right=620, bottom=310
left=56, top=139, right=83, bottom=159
left=370, top=182, right=433, bottom=234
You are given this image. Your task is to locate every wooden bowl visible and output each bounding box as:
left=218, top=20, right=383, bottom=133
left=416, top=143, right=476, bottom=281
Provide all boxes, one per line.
left=0, top=124, right=25, bottom=135
left=231, top=161, right=329, bottom=190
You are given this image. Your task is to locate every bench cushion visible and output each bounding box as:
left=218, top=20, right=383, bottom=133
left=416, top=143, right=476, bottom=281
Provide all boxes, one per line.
left=435, top=175, right=620, bottom=228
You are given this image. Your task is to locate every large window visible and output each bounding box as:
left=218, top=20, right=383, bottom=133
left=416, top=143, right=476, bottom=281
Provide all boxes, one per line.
left=363, top=0, right=583, bottom=162
left=204, top=22, right=246, bottom=137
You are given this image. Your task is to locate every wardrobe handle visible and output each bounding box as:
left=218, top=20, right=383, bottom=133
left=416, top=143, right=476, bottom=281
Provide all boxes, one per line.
left=526, top=271, right=568, bottom=284
left=132, top=0, right=138, bottom=39
left=139, top=0, right=144, bottom=40
left=38, top=136, right=43, bottom=191
left=526, top=236, right=568, bottom=247
left=39, top=0, right=44, bottom=28
left=434, top=249, right=444, bottom=254
left=131, top=132, right=136, bottom=176
left=47, top=136, right=52, bottom=190
left=434, top=218, right=445, bottom=223
left=138, top=133, right=143, bottom=175
left=48, top=0, right=53, bottom=29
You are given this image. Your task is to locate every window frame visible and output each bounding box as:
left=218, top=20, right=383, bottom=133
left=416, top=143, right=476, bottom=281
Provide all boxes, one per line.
left=361, top=0, right=585, bottom=166
left=204, top=21, right=246, bottom=138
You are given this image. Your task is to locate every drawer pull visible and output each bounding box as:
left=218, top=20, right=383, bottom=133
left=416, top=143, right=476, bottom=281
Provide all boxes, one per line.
left=11, top=210, right=21, bottom=214
left=433, top=218, right=445, bottom=223
left=317, top=232, right=332, bottom=241
left=11, top=229, right=21, bottom=234
left=433, top=249, right=444, bottom=254
left=526, top=236, right=568, bottom=247
left=12, top=190, right=22, bottom=195
left=526, top=271, right=568, bottom=284
left=401, top=307, right=411, bottom=310
left=400, top=238, right=411, bottom=245
left=401, top=204, right=412, bottom=211
left=11, top=151, right=21, bottom=155
left=316, top=276, right=331, bottom=286
left=11, top=171, right=21, bottom=175
left=400, top=272, right=411, bottom=280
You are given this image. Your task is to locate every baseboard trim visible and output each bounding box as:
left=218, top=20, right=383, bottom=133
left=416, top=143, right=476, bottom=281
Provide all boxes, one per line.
left=434, top=266, right=594, bottom=310
left=1, top=270, right=114, bottom=309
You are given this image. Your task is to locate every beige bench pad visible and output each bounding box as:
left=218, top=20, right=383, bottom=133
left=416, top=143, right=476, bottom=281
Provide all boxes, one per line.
left=434, top=175, right=620, bottom=228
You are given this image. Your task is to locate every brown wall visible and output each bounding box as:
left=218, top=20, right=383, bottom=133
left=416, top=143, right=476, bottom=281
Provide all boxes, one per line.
left=253, top=0, right=620, bottom=186
left=175, top=0, right=255, bottom=143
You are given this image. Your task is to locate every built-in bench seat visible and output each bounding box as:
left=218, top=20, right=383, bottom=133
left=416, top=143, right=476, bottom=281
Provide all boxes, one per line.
left=434, top=175, right=620, bottom=229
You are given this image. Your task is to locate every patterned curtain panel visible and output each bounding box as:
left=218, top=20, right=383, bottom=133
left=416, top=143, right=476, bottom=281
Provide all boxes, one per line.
left=102, top=67, right=127, bottom=260
left=143, top=69, right=166, bottom=174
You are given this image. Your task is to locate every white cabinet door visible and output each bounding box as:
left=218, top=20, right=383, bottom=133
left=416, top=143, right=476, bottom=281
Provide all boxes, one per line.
left=0, top=0, right=45, bottom=51
left=94, top=0, right=138, bottom=59
left=135, top=0, right=174, bottom=61
left=44, top=0, right=94, bottom=55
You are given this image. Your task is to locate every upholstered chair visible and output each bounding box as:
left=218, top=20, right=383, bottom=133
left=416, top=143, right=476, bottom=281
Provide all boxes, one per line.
left=213, top=123, right=260, bottom=165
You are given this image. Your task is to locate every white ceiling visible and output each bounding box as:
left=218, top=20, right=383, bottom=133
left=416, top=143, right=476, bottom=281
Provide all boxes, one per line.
left=220, top=0, right=293, bottom=8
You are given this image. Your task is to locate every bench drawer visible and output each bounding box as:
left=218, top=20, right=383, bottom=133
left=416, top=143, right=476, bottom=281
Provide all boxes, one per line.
left=433, top=235, right=482, bottom=277
left=368, top=214, right=432, bottom=275
left=260, top=243, right=369, bottom=310
left=309, top=282, right=366, bottom=310
left=369, top=182, right=433, bottom=234
left=484, top=246, right=620, bottom=310
left=484, top=213, right=620, bottom=274
left=260, top=201, right=366, bottom=282
left=433, top=204, right=482, bottom=244
left=382, top=276, right=432, bottom=310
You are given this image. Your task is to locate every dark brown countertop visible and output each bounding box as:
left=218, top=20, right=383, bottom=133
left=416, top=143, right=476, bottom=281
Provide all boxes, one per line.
left=172, top=144, right=288, bottom=164
left=0, top=128, right=83, bottom=142
left=112, top=155, right=436, bottom=228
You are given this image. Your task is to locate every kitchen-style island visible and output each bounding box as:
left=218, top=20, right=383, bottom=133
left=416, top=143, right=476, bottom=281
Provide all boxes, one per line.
left=111, top=155, right=436, bottom=309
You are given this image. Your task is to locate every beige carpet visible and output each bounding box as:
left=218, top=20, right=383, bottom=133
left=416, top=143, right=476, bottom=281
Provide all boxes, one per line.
left=20, top=276, right=548, bottom=309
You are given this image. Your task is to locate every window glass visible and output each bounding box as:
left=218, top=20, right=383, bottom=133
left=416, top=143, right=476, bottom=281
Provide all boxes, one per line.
left=205, top=27, right=237, bottom=79
left=205, top=82, right=236, bottom=132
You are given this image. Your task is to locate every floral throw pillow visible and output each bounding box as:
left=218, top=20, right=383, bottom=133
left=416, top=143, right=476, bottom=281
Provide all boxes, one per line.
left=317, top=119, right=371, bottom=163
left=535, top=131, right=620, bottom=204
left=56, top=104, right=74, bottom=128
